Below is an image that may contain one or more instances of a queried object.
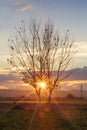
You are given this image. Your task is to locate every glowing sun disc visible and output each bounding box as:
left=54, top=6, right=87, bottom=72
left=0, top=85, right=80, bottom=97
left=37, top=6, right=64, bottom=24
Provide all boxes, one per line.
left=38, top=82, right=46, bottom=89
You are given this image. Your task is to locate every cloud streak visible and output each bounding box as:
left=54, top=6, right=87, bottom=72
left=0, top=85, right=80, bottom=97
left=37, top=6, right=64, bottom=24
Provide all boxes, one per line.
left=0, top=73, right=27, bottom=90
left=0, top=67, right=31, bottom=90
left=17, top=5, right=33, bottom=12
left=0, top=86, right=8, bottom=89
left=12, top=0, right=27, bottom=5
left=0, top=67, right=11, bottom=74
left=74, top=41, right=87, bottom=58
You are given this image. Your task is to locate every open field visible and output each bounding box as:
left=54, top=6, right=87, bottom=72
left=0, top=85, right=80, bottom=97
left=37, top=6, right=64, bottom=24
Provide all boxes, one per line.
left=0, top=99, right=87, bottom=130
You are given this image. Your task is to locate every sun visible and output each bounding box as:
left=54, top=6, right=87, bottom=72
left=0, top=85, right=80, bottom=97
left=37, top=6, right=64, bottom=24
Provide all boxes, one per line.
left=37, top=82, right=46, bottom=89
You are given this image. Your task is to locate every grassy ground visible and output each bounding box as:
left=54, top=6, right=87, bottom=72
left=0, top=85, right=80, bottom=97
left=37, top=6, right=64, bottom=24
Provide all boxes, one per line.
left=0, top=99, right=87, bottom=130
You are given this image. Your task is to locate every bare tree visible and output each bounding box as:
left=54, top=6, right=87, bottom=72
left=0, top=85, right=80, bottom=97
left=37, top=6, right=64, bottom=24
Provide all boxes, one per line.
left=8, top=19, right=75, bottom=104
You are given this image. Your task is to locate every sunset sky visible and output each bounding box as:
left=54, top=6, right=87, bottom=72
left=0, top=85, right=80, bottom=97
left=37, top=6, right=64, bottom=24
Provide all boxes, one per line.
left=0, top=0, right=87, bottom=90
left=1, top=0, right=87, bottom=67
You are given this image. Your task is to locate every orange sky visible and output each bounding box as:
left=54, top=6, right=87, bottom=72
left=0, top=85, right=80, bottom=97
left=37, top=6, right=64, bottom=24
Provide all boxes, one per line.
left=0, top=67, right=87, bottom=90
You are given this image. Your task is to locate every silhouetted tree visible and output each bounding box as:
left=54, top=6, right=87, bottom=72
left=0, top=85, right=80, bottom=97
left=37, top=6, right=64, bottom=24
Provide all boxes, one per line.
left=8, top=19, right=75, bottom=104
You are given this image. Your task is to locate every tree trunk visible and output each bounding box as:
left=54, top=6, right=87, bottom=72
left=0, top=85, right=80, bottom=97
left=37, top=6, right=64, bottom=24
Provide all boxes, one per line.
left=48, top=89, right=52, bottom=105
left=35, top=88, right=41, bottom=104
left=38, top=88, right=41, bottom=104
left=38, top=94, right=41, bottom=104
